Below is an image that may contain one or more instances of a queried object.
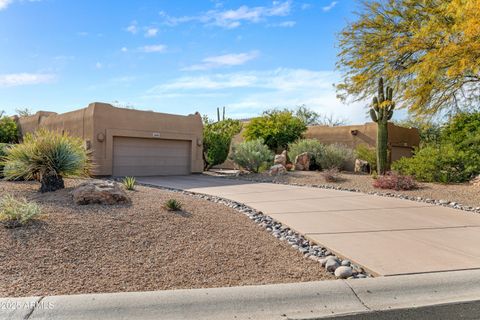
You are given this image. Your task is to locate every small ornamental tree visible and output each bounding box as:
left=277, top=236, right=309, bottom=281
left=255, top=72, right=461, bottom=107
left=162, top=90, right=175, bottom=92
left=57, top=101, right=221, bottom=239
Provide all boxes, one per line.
left=244, top=109, right=306, bottom=152
left=369, top=78, right=395, bottom=175
left=203, top=118, right=242, bottom=170
left=0, top=115, right=18, bottom=144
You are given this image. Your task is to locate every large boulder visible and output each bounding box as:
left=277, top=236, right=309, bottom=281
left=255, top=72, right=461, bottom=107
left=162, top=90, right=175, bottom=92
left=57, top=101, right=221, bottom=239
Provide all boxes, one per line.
left=274, top=150, right=287, bottom=167
left=269, top=164, right=287, bottom=176
left=354, top=159, right=370, bottom=173
left=72, top=181, right=131, bottom=205
left=294, top=152, right=311, bottom=171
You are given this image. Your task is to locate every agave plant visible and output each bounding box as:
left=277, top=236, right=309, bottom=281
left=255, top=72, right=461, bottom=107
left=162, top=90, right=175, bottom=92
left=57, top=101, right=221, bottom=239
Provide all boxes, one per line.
left=122, top=176, right=136, bottom=191
left=2, top=129, right=90, bottom=192
left=164, top=199, right=182, bottom=211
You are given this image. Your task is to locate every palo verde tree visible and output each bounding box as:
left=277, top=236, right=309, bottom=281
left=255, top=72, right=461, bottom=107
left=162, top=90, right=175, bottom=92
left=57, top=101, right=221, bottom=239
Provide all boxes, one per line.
left=370, top=78, right=395, bottom=175
left=337, top=0, right=480, bottom=117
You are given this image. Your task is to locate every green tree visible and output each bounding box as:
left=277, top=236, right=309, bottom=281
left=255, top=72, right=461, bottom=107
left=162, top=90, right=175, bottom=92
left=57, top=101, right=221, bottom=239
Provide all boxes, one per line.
left=295, top=105, right=320, bottom=126
left=203, top=118, right=242, bottom=170
left=15, top=108, right=33, bottom=117
left=294, top=105, right=346, bottom=127
left=0, top=115, right=18, bottom=143
left=244, top=109, right=307, bottom=152
left=441, top=112, right=480, bottom=178
left=369, top=78, right=395, bottom=175
left=337, top=0, right=480, bottom=116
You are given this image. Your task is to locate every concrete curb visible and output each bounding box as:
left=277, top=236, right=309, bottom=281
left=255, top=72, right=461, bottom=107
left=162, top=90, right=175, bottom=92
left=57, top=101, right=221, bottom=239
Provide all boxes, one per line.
left=2, top=269, right=480, bottom=320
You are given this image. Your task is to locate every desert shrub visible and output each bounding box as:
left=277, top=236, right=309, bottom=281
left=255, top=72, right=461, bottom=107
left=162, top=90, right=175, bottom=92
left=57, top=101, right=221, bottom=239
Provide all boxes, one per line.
left=288, top=139, right=325, bottom=168
left=244, top=109, right=306, bottom=152
left=230, top=139, right=274, bottom=173
left=318, top=144, right=355, bottom=170
left=2, top=129, right=90, bottom=192
left=203, top=118, right=242, bottom=170
left=164, top=199, right=182, bottom=211
left=321, top=168, right=340, bottom=183
left=0, top=143, right=11, bottom=178
left=440, top=112, right=480, bottom=179
left=355, top=144, right=376, bottom=173
left=393, top=112, right=480, bottom=183
left=392, top=143, right=467, bottom=183
left=372, top=172, right=417, bottom=191
left=122, top=176, right=136, bottom=191
left=0, top=116, right=18, bottom=144
left=0, top=194, right=41, bottom=228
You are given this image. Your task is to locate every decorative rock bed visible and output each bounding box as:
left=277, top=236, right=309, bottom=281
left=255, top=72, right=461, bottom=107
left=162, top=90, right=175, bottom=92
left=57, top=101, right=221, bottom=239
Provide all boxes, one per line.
left=137, top=181, right=370, bottom=280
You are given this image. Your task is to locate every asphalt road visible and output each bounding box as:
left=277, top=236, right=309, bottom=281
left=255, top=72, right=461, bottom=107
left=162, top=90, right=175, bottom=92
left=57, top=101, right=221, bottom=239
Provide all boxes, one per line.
left=324, top=299, right=480, bottom=320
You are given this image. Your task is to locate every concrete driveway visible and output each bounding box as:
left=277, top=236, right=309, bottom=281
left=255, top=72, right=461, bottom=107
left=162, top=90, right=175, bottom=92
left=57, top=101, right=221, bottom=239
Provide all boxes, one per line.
left=137, top=175, right=480, bottom=276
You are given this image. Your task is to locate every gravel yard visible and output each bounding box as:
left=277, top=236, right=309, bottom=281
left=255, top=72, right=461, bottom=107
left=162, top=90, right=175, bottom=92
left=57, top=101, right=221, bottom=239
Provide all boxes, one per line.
left=0, top=180, right=332, bottom=298
left=229, top=171, right=480, bottom=208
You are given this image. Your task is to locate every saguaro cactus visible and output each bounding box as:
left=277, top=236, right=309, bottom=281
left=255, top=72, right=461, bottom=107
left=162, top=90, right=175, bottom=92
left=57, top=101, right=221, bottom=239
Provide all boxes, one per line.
left=369, top=78, right=395, bottom=175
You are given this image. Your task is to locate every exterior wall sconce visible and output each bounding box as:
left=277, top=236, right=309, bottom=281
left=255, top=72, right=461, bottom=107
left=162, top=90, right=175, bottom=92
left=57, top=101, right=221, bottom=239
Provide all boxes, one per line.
left=97, top=133, right=105, bottom=142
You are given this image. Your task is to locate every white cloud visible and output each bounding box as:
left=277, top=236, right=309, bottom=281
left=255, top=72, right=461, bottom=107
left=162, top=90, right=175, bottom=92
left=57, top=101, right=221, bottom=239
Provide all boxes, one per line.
left=322, top=1, right=338, bottom=12
left=0, top=0, right=41, bottom=11
left=0, top=73, right=55, bottom=87
left=95, top=62, right=102, bottom=69
left=121, top=47, right=128, bottom=52
left=0, top=0, right=12, bottom=10
left=153, top=69, right=335, bottom=92
left=269, top=20, right=296, bottom=27
left=301, top=3, right=312, bottom=10
left=161, top=1, right=292, bottom=29
left=183, top=51, right=259, bottom=71
left=151, top=74, right=257, bottom=91
left=126, top=21, right=138, bottom=34
left=139, top=44, right=167, bottom=53
left=145, top=68, right=369, bottom=124
left=144, top=27, right=158, bottom=38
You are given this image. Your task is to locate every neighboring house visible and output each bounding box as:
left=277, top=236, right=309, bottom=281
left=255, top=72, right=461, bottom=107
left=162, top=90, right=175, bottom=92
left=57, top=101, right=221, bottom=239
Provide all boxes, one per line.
left=305, top=122, right=420, bottom=163
left=215, top=122, right=420, bottom=170
left=16, top=102, right=204, bottom=176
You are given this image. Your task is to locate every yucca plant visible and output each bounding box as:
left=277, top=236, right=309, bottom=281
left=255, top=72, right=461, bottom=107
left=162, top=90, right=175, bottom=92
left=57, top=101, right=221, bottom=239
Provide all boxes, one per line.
left=2, top=129, right=90, bottom=192
left=122, top=176, right=136, bottom=191
left=0, top=194, right=41, bottom=228
left=164, top=199, right=182, bottom=211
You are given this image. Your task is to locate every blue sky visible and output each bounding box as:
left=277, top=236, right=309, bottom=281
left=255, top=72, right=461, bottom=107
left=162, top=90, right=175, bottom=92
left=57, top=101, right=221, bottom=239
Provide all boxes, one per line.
left=0, top=0, right=396, bottom=123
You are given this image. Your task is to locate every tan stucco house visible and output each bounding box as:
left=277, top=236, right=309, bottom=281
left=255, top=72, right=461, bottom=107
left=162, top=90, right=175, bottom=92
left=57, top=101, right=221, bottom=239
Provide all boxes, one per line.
left=16, top=102, right=204, bottom=176
left=305, top=122, right=420, bottom=163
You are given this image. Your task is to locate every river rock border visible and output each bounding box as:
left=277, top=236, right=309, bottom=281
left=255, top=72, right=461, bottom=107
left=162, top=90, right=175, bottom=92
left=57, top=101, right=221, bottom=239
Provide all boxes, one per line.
left=137, top=181, right=370, bottom=280
left=224, top=175, right=480, bottom=214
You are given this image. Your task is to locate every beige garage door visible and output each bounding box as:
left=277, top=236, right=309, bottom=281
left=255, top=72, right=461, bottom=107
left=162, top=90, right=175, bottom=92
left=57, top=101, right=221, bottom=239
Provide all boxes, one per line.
left=113, top=137, right=191, bottom=176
